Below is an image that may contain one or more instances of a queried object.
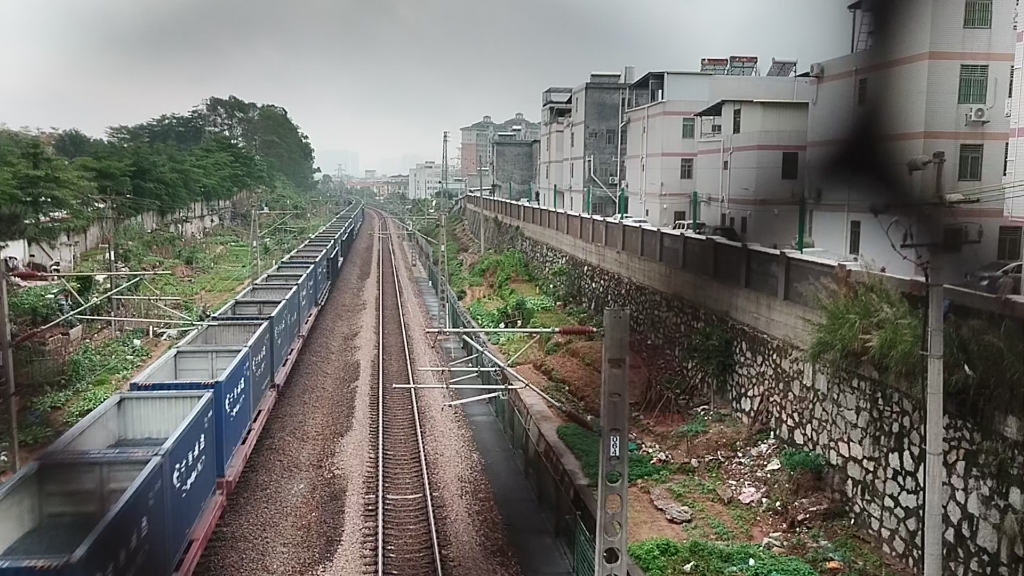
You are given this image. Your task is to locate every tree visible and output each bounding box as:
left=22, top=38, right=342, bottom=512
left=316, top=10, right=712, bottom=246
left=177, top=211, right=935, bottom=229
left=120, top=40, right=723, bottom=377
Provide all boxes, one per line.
left=52, top=129, right=100, bottom=160
left=0, top=130, right=94, bottom=242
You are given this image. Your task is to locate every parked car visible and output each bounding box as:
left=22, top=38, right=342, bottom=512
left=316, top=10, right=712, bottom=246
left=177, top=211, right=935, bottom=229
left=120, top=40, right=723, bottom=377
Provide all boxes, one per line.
left=671, top=221, right=707, bottom=234
left=707, top=226, right=742, bottom=243
left=964, top=261, right=1023, bottom=295
left=624, top=218, right=651, bottom=226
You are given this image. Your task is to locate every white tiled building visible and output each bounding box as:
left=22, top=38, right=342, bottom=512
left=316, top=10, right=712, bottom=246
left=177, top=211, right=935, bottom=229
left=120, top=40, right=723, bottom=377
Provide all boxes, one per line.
left=408, top=161, right=442, bottom=200
left=807, top=0, right=1020, bottom=280
left=622, top=66, right=814, bottom=234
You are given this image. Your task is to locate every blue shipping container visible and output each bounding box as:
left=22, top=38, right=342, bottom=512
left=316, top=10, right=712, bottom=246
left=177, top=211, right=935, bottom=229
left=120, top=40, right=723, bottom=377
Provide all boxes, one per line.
left=256, top=273, right=311, bottom=323
left=130, top=348, right=252, bottom=478
left=273, top=263, right=317, bottom=311
left=238, top=285, right=300, bottom=351
left=0, top=456, right=168, bottom=576
left=179, top=322, right=273, bottom=415
left=213, top=299, right=289, bottom=376
left=289, top=248, right=328, bottom=302
left=303, top=240, right=338, bottom=288
left=42, top=392, right=217, bottom=570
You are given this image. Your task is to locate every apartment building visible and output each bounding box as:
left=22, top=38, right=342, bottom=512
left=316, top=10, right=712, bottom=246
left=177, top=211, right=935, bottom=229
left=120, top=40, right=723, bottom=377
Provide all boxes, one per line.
left=408, top=161, right=442, bottom=200
left=461, top=113, right=540, bottom=178
left=538, top=71, right=631, bottom=214
left=622, top=62, right=814, bottom=233
left=806, top=0, right=1018, bottom=280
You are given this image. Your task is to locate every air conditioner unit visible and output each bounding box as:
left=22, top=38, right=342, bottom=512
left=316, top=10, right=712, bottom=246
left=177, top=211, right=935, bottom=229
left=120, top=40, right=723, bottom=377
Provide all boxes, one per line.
left=968, top=105, right=990, bottom=123
left=608, top=176, right=619, bottom=184
left=809, top=63, right=824, bottom=78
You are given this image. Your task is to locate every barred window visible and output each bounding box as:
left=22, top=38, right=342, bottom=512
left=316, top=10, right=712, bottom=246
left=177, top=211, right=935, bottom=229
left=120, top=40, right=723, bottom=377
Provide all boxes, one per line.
left=958, top=65, right=989, bottom=104
left=959, top=144, right=984, bottom=181
left=964, top=0, right=993, bottom=28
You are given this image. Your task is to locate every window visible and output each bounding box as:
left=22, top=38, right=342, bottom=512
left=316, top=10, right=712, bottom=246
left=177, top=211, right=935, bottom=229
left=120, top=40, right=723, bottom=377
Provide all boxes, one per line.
left=711, top=124, right=722, bottom=135
left=1010, top=65, right=1015, bottom=97
left=959, top=144, right=984, bottom=181
left=733, top=108, right=742, bottom=134
left=740, top=216, right=748, bottom=234
left=673, top=210, right=687, bottom=223
left=998, top=226, right=1023, bottom=260
left=857, top=78, right=868, bottom=106
left=808, top=210, right=814, bottom=238
left=729, top=216, right=736, bottom=228
left=680, top=158, right=694, bottom=179
left=782, top=152, right=799, bottom=180
left=606, top=132, right=616, bottom=146
left=575, top=97, right=578, bottom=112
left=571, top=131, right=575, bottom=148
left=720, top=213, right=727, bottom=226
left=570, top=162, right=574, bottom=178
left=849, top=220, right=862, bottom=254
left=964, top=0, right=993, bottom=28
left=1005, top=141, right=1010, bottom=177
left=958, top=64, right=989, bottom=104
left=723, top=160, right=729, bottom=170
left=545, top=164, right=550, bottom=179
left=682, top=118, right=695, bottom=139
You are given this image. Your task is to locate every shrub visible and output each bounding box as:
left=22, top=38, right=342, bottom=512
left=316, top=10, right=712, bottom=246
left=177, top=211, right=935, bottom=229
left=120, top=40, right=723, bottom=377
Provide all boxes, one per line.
left=780, top=449, right=828, bottom=475
left=807, top=278, right=922, bottom=383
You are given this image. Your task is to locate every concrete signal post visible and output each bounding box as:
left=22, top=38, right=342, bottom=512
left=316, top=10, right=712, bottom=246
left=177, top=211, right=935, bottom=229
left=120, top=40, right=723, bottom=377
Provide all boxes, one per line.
left=596, top=308, right=629, bottom=575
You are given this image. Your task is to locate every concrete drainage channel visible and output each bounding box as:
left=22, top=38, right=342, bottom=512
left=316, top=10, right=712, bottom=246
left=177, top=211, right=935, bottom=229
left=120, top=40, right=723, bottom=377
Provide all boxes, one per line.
left=405, top=229, right=645, bottom=576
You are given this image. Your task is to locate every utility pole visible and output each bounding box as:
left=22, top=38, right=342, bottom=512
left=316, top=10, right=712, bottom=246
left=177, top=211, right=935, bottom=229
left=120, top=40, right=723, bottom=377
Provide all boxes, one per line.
left=108, top=199, right=118, bottom=337
left=596, top=308, right=629, bottom=576
left=923, top=151, right=946, bottom=576
left=439, top=132, right=451, bottom=329
left=0, top=259, right=19, bottom=473
left=479, top=155, right=485, bottom=254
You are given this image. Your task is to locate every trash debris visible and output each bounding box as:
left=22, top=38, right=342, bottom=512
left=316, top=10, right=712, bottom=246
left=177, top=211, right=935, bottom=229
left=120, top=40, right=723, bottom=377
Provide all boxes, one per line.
left=650, top=488, right=693, bottom=523
left=826, top=560, right=844, bottom=571
left=738, top=486, right=764, bottom=505
left=682, top=561, right=696, bottom=573
left=765, top=458, right=781, bottom=471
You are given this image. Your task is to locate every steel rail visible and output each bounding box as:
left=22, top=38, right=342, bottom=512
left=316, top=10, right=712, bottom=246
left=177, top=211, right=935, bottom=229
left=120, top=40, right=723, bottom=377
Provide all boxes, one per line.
left=373, top=211, right=443, bottom=576
left=385, top=216, right=443, bottom=576
left=376, top=219, right=385, bottom=576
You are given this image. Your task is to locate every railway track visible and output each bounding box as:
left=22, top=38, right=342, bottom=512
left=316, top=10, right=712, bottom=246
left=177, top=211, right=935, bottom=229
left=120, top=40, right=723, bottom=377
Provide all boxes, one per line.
left=363, top=216, right=443, bottom=576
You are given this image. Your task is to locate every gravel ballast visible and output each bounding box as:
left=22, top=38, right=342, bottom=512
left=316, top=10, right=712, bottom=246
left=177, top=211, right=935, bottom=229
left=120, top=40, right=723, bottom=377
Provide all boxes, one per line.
left=385, top=219, right=521, bottom=576
left=195, top=216, right=374, bottom=576
left=194, top=211, right=519, bottom=576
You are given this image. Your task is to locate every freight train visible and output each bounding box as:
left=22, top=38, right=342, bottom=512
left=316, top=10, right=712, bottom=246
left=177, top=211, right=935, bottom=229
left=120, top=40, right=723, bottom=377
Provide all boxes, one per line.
left=0, top=201, right=365, bottom=576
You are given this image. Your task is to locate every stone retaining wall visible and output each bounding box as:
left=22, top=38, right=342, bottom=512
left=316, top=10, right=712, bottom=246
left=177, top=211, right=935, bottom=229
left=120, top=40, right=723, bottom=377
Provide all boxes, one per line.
left=467, top=208, right=1024, bottom=576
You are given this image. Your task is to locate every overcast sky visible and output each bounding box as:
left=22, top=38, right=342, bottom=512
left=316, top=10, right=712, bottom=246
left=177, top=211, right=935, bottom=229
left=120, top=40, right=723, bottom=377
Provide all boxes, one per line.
left=1, top=0, right=851, bottom=175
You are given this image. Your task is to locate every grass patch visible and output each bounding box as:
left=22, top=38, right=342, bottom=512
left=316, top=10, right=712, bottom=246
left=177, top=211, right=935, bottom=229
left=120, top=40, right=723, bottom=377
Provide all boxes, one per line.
left=780, top=449, right=828, bottom=475
left=556, top=423, right=669, bottom=485
left=628, top=538, right=817, bottom=576
left=674, top=413, right=708, bottom=438
left=802, top=532, right=899, bottom=576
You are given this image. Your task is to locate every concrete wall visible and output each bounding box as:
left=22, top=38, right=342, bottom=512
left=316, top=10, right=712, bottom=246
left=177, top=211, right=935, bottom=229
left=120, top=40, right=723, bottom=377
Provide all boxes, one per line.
left=0, top=199, right=234, bottom=272
left=493, top=140, right=537, bottom=200
left=466, top=202, right=1024, bottom=576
